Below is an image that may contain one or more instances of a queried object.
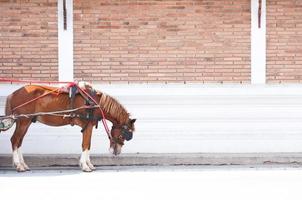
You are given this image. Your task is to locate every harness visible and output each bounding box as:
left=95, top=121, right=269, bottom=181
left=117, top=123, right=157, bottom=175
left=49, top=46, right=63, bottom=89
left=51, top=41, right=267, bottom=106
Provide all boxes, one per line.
left=0, top=105, right=99, bottom=131
left=111, top=125, right=133, bottom=141
left=68, top=83, right=101, bottom=132
left=0, top=79, right=112, bottom=139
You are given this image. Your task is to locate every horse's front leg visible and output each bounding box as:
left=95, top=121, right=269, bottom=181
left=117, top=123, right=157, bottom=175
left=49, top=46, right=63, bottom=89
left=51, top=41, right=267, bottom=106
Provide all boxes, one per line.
left=80, top=149, right=95, bottom=172
left=79, top=123, right=96, bottom=172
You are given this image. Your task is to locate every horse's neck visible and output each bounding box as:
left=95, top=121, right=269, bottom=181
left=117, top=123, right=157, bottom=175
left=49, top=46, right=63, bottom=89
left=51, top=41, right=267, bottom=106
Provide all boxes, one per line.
left=104, top=112, right=119, bottom=125
left=103, top=110, right=128, bottom=127
left=97, top=93, right=128, bottom=126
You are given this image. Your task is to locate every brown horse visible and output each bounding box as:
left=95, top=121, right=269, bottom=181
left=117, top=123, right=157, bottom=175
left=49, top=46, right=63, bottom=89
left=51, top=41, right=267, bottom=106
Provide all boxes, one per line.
left=3, top=83, right=136, bottom=172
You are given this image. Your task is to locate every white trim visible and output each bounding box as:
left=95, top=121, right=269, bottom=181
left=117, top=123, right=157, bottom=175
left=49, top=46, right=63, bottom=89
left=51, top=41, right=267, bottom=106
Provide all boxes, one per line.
left=251, top=0, right=266, bottom=84
left=58, top=0, right=74, bottom=81
left=3, top=84, right=302, bottom=96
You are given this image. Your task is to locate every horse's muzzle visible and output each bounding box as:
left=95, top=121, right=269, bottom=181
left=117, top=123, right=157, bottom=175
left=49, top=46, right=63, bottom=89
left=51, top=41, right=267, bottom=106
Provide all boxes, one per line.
left=109, top=143, right=122, bottom=156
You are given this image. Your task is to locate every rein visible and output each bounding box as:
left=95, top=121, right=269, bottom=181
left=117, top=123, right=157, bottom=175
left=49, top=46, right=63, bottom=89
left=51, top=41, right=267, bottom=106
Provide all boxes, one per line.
left=0, top=78, right=112, bottom=139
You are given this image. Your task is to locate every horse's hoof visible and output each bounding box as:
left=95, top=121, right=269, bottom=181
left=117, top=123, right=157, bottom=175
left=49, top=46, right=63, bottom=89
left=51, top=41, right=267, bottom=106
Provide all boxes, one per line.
left=82, top=167, right=92, bottom=172
left=24, top=167, right=30, bottom=171
left=87, top=163, right=96, bottom=171
left=80, top=163, right=92, bottom=172
left=22, top=163, right=30, bottom=171
left=16, top=164, right=26, bottom=172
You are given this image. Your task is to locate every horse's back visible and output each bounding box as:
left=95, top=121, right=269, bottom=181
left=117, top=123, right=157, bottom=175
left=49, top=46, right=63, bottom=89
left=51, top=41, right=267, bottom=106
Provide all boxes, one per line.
left=8, top=85, right=59, bottom=113
left=16, top=85, right=58, bottom=95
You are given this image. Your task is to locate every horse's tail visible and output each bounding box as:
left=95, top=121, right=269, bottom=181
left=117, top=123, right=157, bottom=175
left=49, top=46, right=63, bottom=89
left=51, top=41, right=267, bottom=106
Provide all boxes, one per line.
left=5, top=94, right=12, bottom=116
left=1, top=94, right=15, bottom=133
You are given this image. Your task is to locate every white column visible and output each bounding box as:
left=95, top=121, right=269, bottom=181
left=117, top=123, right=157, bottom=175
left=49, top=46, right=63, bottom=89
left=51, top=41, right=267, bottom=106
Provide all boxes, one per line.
left=251, top=0, right=266, bottom=84
left=58, top=0, right=74, bottom=81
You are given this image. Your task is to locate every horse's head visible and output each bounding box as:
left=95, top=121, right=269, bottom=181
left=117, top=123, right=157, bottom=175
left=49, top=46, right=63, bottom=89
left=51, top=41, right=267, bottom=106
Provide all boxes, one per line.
left=109, top=118, right=136, bottom=156
left=95, top=90, right=136, bottom=155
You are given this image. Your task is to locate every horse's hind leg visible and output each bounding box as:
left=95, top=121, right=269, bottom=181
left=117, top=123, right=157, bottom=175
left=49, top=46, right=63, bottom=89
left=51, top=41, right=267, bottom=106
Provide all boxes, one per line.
left=10, top=119, right=31, bottom=172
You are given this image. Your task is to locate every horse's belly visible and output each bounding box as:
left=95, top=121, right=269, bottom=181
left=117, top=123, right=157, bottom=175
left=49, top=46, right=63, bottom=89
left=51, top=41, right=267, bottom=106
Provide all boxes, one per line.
left=37, top=116, right=71, bottom=126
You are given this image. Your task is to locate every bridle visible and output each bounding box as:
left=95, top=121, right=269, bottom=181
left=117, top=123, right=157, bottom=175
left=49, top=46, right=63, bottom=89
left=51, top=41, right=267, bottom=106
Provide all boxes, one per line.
left=111, top=124, right=133, bottom=144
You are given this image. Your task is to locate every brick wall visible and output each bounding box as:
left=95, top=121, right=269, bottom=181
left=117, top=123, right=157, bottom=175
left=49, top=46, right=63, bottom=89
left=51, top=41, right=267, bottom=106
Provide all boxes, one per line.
left=1, top=0, right=302, bottom=84
left=267, top=0, right=302, bottom=83
left=0, top=0, right=58, bottom=80
left=74, top=0, right=251, bottom=83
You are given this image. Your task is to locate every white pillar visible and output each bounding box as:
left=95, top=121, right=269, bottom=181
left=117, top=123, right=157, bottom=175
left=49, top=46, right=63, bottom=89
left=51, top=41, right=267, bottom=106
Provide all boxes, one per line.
left=251, top=0, right=266, bottom=84
left=58, top=0, right=74, bottom=81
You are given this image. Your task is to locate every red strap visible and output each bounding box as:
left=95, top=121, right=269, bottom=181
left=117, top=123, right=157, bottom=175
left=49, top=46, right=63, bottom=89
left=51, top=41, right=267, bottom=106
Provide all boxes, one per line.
left=0, top=78, right=73, bottom=85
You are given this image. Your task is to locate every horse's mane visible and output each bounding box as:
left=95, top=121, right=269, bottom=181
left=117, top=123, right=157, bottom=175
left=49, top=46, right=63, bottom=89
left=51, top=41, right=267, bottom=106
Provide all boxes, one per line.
left=98, top=91, right=129, bottom=124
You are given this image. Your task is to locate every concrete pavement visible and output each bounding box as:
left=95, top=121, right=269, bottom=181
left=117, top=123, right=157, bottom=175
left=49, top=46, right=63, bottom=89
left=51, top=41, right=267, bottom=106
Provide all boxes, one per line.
left=1, top=166, right=302, bottom=200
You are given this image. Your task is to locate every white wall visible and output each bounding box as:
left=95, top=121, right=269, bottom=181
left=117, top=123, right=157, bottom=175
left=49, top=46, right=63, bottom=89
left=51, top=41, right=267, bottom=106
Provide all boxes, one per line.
left=58, top=0, right=74, bottom=82
left=1, top=84, right=302, bottom=154
left=251, top=0, right=266, bottom=84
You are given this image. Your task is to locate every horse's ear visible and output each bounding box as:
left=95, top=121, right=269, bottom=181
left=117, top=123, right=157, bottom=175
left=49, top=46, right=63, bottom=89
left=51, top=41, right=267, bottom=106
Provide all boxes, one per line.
left=130, top=119, right=136, bottom=124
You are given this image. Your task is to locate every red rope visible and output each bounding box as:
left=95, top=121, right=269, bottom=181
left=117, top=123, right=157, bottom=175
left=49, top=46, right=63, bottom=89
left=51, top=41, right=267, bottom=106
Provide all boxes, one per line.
left=0, top=78, right=73, bottom=85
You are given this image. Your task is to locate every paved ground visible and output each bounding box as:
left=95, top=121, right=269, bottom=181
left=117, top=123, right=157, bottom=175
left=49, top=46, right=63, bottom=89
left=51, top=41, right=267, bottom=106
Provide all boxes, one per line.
left=1, top=166, right=302, bottom=200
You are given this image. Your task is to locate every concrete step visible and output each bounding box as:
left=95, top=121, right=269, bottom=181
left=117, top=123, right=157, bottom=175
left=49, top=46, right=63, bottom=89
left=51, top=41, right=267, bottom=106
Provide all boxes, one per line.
left=1, top=153, right=302, bottom=168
